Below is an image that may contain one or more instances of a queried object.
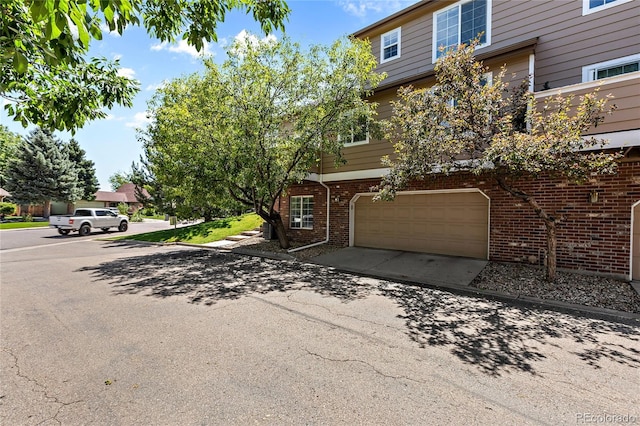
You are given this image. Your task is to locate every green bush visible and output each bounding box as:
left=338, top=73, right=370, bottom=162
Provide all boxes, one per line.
left=0, top=202, right=17, bottom=216
left=117, top=203, right=129, bottom=215
left=22, top=214, right=33, bottom=222
left=130, top=211, right=144, bottom=222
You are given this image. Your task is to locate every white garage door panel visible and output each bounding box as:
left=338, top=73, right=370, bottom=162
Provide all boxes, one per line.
left=354, top=192, right=489, bottom=259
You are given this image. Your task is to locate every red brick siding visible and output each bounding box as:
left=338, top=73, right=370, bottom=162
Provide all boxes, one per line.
left=281, top=161, right=640, bottom=278
left=281, top=183, right=328, bottom=244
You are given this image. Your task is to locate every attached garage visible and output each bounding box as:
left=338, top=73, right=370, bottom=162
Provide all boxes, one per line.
left=632, top=202, right=640, bottom=280
left=74, top=200, right=104, bottom=209
left=351, top=190, right=489, bottom=259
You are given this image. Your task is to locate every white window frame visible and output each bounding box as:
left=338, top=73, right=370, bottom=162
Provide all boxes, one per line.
left=340, top=115, right=370, bottom=147
left=290, top=195, right=314, bottom=230
left=432, top=0, right=492, bottom=63
left=581, top=53, right=640, bottom=82
left=380, top=27, right=401, bottom=64
left=582, top=0, right=633, bottom=15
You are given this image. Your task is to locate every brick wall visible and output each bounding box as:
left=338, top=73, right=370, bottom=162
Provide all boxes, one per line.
left=282, top=160, right=640, bottom=278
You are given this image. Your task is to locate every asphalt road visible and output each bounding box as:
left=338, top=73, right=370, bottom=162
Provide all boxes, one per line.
left=0, top=220, right=176, bottom=251
left=1, top=230, right=639, bottom=425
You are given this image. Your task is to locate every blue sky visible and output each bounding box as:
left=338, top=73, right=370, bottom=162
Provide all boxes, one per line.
left=1, top=0, right=416, bottom=190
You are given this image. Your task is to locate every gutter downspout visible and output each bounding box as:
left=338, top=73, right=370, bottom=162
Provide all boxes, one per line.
left=288, top=162, right=331, bottom=253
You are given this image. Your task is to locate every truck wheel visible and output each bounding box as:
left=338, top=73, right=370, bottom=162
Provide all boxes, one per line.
left=118, top=221, right=128, bottom=232
left=58, top=229, right=70, bottom=236
left=101, top=228, right=110, bottom=233
left=79, top=224, right=91, bottom=236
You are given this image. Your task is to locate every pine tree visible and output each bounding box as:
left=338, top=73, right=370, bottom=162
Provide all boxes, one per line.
left=5, top=128, right=81, bottom=217
left=0, top=125, right=22, bottom=188
left=66, top=139, right=99, bottom=200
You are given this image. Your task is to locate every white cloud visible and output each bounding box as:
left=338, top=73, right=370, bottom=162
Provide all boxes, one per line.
left=104, top=114, right=115, bottom=121
left=230, top=30, right=277, bottom=56
left=150, top=39, right=213, bottom=58
left=125, top=111, right=152, bottom=129
left=100, top=22, right=121, bottom=37
left=337, top=0, right=415, bottom=17
left=117, top=67, right=136, bottom=79
left=145, top=82, right=166, bottom=92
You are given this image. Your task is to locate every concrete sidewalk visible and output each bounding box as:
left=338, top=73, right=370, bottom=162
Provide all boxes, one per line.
left=311, top=247, right=487, bottom=288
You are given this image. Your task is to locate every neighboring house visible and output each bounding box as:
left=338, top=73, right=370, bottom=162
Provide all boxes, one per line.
left=0, top=187, right=10, bottom=202
left=53, top=183, right=150, bottom=214
left=282, top=0, right=640, bottom=280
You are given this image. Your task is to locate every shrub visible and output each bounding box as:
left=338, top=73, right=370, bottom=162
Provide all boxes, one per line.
left=0, top=202, right=17, bottom=216
left=117, top=203, right=128, bottom=215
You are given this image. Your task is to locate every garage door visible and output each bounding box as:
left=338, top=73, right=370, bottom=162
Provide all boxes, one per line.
left=75, top=201, right=104, bottom=209
left=354, top=191, right=489, bottom=259
left=633, top=203, right=640, bottom=280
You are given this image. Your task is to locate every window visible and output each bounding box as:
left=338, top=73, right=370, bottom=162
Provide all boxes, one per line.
left=380, top=27, right=401, bottom=63
left=340, top=114, right=369, bottom=147
left=583, top=0, right=633, bottom=15
left=582, top=54, right=640, bottom=82
left=290, top=196, right=314, bottom=229
left=95, top=210, right=107, bottom=217
left=433, top=0, right=491, bottom=62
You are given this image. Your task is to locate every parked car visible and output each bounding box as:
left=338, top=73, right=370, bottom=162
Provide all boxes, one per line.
left=49, top=208, right=129, bottom=236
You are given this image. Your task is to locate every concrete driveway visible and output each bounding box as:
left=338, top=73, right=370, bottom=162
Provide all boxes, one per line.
left=312, top=247, right=487, bottom=288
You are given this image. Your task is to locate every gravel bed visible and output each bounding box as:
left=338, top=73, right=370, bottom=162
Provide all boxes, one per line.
left=229, top=237, right=640, bottom=314
left=470, top=262, right=640, bottom=314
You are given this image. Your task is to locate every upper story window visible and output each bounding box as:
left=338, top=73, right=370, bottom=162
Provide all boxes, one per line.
left=582, top=0, right=633, bottom=15
left=582, top=54, right=640, bottom=82
left=343, top=115, right=369, bottom=147
left=433, top=0, right=491, bottom=62
left=380, top=27, right=401, bottom=63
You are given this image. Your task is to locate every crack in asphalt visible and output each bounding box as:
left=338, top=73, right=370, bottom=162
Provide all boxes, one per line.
left=303, top=348, right=425, bottom=384
left=2, top=348, right=84, bottom=425
left=284, top=290, right=406, bottom=335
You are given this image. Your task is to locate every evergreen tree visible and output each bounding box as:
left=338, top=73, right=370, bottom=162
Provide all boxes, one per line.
left=5, top=128, right=81, bottom=217
left=66, top=139, right=99, bottom=200
left=0, top=125, right=22, bottom=188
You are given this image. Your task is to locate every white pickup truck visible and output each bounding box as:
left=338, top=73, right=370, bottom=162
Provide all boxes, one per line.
left=50, top=208, right=129, bottom=236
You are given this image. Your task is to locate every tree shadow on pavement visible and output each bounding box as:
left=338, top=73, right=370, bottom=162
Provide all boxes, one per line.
left=77, top=247, right=372, bottom=304
left=78, top=246, right=640, bottom=377
left=380, top=283, right=640, bottom=376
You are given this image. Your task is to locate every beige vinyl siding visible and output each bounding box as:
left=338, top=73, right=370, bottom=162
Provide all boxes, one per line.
left=362, top=0, right=639, bottom=92
left=536, top=75, right=640, bottom=135
left=321, top=55, right=531, bottom=176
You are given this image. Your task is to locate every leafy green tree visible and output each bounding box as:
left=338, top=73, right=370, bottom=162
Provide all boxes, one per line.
left=1, top=0, right=290, bottom=132
left=380, top=42, right=619, bottom=281
left=142, top=35, right=384, bottom=248
left=0, top=125, right=22, bottom=187
left=108, top=170, right=133, bottom=191
left=4, top=128, right=82, bottom=217
left=65, top=139, right=99, bottom=200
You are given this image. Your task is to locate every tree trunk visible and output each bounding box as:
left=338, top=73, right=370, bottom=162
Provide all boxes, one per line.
left=257, top=210, right=290, bottom=249
left=545, top=220, right=557, bottom=282
left=496, top=177, right=561, bottom=283
left=43, top=200, right=51, bottom=218
left=272, top=217, right=290, bottom=250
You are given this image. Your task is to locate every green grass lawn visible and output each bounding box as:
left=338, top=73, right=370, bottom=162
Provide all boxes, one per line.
left=112, top=213, right=263, bottom=244
left=0, top=221, right=50, bottom=230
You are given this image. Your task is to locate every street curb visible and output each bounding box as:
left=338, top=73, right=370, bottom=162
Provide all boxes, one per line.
left=232, top=247, right=297, bottom=261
